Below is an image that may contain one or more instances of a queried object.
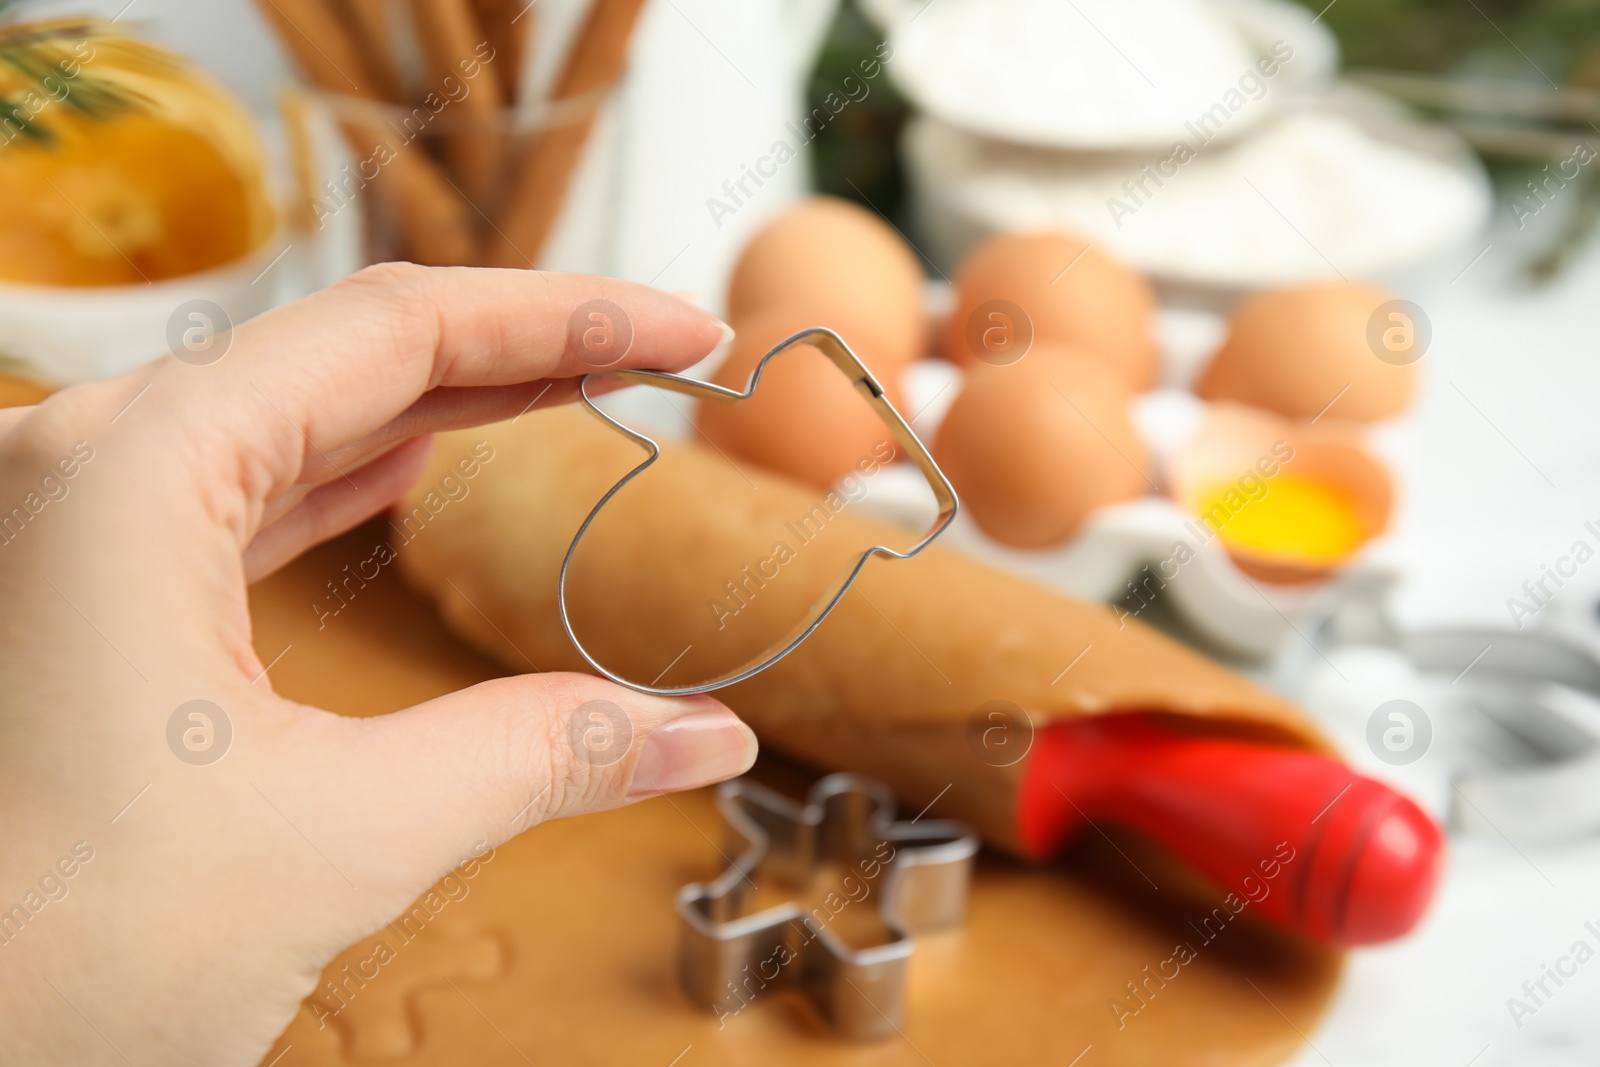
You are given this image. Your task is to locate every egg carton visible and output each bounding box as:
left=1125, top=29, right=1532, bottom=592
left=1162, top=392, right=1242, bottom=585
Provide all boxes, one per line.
left=870, top=295, right=1408, bottom=662
left=865, top=365, right=1398, bottom=661
left=862, top=467, right=1399, bottom=661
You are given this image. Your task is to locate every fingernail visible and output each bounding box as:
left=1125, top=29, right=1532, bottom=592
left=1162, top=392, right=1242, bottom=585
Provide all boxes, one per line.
left=699, top=317, right=735, bottom=360
left=628, top=710, right=756, bottom=800
left=715, top=319, right=735, bottom=344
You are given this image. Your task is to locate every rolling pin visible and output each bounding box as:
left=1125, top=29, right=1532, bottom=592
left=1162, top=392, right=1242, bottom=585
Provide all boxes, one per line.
left=1019, top=713, right=1440, bottom=944
left=396, top=407, right=1442, bottom=946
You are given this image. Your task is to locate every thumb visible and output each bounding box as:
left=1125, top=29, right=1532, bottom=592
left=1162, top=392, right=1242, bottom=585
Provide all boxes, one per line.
left=314, top=672, right=757, bottom=894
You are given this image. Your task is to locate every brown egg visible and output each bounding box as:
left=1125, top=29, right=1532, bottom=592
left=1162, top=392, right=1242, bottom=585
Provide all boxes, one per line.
left=934, top=345, right=1152, bottom=548
left=944, top=230, right=1157, bottom=391
left=726, top=196, right=926, bottom=364
left=1196, top=282, right=1420, bottom=422
left=695, top=309, right=903, bottom=490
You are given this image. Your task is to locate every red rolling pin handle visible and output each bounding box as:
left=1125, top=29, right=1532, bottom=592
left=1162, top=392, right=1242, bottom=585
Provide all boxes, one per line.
left=1016, top=713, right=1443, bottom=945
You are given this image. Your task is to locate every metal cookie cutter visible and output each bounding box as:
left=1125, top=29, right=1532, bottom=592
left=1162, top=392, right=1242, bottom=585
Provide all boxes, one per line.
left=676, top=774, right=979, bottom=1040
left=558, top=327, right=959, bottom=697
left=1322, top=593, right=1600, bottom=843
left=1407, top=627, right=1600, bottom=844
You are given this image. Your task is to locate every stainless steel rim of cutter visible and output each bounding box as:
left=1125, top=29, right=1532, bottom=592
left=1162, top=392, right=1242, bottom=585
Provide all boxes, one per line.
left=1404, top=626, right=1600, bottom=843
left=1323, top=587, right=1600, bottom=844
left=559, top=326, right=960, bottom=697
left=676, top=773, right=979, bottom=1040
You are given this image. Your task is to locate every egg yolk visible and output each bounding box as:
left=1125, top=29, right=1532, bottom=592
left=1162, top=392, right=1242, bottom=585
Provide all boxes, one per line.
left=1200, top=474, right=1366, bottom=564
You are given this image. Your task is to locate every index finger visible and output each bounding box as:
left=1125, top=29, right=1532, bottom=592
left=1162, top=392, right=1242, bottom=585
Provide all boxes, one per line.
left=153, top=263, right=729, bottom=502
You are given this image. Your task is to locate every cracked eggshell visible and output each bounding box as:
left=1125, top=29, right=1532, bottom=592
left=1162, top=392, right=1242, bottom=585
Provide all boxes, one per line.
left=1169, top=402, right=1393, bottom=584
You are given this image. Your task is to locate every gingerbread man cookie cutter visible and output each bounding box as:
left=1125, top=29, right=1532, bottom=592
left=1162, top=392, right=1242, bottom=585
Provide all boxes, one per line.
left=676, top=774, right=979, bottom=1040
left=558, top=327, right=959, bottom=697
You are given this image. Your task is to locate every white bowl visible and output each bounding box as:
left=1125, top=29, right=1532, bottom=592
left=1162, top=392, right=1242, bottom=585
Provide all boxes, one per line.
left=0, top=233, right=289, bottom=386
left=904, top=88, right=1492, bottom=298
left=886, top=0, right=1336, bottom=152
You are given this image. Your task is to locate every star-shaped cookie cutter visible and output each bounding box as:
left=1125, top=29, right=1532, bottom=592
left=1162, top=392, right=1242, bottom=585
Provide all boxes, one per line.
left=559, top=327, right=960, bottom=696
left=676, top=773, right=979, bottom=1040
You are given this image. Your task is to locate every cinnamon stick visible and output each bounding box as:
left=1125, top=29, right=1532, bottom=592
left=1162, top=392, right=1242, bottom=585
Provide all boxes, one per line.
left=407, top=0, right=507, bottom=210
left=255, top=0, right=476, bottom=265
left=470, top=0, right=531, bottom=103
left=258, top=0, right=378, bottom=101
left=335, top=0, right=408, bottom=102
left=484, top=0, right=648, bottom=268
left=277, top=86, right=320, bottom=235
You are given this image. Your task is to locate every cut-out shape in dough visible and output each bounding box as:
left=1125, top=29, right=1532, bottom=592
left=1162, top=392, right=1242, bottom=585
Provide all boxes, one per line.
left=309, top=927, right=506, bottom=1061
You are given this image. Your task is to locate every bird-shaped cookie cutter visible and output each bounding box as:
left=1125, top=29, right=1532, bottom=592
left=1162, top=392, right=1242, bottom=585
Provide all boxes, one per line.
left=559, top=327, right=959, bottom=697
left=676, top=774, right=979, bottom=1040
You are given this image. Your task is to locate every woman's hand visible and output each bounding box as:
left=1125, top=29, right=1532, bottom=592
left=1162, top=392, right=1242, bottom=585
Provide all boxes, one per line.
left=0, top=264, right=757, bottom=1066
